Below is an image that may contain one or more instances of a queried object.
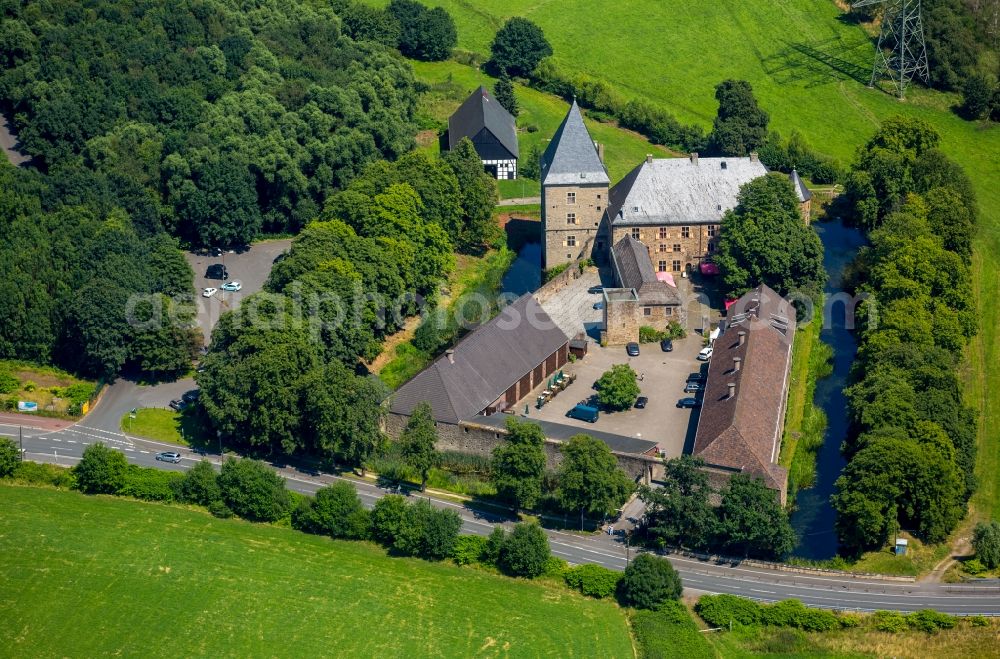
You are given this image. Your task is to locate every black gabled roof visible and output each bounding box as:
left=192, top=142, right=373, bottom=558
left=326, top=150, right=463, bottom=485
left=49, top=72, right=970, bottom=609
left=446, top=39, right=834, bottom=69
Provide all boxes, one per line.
left=448, top=86, right=519, bottom=158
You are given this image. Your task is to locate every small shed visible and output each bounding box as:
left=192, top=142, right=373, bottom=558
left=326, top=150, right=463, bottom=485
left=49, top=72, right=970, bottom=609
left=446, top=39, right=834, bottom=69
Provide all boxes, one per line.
left=569, top=338, right=589, bottom=358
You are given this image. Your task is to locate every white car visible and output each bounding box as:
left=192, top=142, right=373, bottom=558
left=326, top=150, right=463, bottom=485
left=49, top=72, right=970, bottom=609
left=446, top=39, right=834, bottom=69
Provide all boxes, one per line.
left=202, top=287, right=218, bottom=298
left=221, top=281, right=242, bottom=292
left=697, top=346, right=714, bottom=361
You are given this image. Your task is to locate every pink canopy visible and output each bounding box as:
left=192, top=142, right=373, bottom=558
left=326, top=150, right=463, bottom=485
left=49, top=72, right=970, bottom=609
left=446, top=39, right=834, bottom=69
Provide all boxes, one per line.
left=699, top=261, right=721, bottom=276
left=724, top=297, right=739, bottom=311
left=655, top=271, right=677, bottom=287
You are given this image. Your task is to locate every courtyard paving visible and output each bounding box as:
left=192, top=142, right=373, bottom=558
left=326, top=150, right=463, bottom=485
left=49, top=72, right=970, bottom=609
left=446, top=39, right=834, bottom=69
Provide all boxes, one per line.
left=527, top=333, right=706, bottom=459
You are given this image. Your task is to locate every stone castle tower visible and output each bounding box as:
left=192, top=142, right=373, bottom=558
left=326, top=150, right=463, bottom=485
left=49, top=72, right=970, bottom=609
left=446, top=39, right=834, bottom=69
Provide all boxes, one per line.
left=539, top=101, right=610, bottom=270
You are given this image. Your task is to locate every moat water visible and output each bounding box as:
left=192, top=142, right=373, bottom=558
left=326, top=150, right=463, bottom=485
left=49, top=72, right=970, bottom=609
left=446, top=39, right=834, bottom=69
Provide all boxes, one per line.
left=789, top=217, right=867, bottom=560
left=501, top=242, right=542, bottom=297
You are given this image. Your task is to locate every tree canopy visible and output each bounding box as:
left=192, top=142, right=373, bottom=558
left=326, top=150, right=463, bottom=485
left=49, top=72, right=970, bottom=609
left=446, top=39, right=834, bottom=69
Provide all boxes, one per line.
left=596, top=364, right=640, bottom=411
left=617, top=554, right=682, bottom=609
left=489, top=18, right=552, bottom=77
left=714, top=172, right=826, bottom=299
left=389, top=0, right=457, bottom=61
left=556, top=434, right=634, bottom=528
left=708, top=80, right=769, bottom=156
left=491, top=417, right=547, bottom=511
left=400, top=402, right=440, bottom=489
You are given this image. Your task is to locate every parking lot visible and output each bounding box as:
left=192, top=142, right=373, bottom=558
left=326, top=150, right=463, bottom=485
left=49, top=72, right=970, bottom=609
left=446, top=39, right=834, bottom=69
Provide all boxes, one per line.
left=186, top=240, right=292, bottom=345
left=528, top=333, right=706, bottom=458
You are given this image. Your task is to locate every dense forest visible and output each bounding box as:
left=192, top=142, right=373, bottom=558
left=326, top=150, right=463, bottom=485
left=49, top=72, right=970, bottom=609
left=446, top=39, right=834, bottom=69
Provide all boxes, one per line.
left=833, top=116, right=979, bottom=555
left=0, top=0, right=419, bottom=246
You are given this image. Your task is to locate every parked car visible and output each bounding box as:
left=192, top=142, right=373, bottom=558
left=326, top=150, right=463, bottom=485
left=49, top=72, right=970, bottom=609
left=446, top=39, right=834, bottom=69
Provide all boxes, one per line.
left=634, top=396, right=648, bottom=409
left=155, top=451, right=182, bottom=463
left=206, top=263, right=228, bottom=280
left=181, top=390, right=200, bottom=404
left=588, top=285, right=604, bottom=294
left=168, top=399, right=186, bottom=411
left=567, top=404, right=600, bottom=423
left=697, top=346, right=714, bottom=361
left=684, top=382, right=703, bottom=393
left=676, top=397, right=701, bottom=409
left=202, top=287, right=218, bottom=298
left=593, top=301, right=604, bottom=310
left=210, top=247, right=223, bottom=257
left=686, top=372, right=706, bottom=383
left=221, top=281, right=242, bottom=292
left=660, top=339, right=673, bottom=352
left=626, top=342, right=640, bottom=357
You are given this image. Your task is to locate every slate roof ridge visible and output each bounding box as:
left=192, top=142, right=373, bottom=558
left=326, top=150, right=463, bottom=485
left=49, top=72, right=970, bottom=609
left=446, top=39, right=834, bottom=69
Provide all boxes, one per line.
left=790, top=169, right=812, bottom=202
left=448, top=85, right=519, bottom=157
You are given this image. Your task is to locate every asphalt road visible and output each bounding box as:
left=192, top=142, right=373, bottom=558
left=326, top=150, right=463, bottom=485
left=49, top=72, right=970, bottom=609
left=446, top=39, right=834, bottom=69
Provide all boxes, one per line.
left=5, top=419, right=1000, bottom=615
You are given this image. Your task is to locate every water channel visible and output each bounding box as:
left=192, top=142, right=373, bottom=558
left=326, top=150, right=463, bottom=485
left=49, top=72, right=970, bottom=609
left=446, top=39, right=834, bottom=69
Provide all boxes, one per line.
left=790, top=217, right=867, bottom=560
left=500, top=242, right=542, bottom=297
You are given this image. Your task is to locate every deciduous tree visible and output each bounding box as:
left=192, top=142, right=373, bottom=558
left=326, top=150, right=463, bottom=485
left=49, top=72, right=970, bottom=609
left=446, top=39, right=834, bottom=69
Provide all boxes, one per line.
left=596, top=364, right=640, bottom=411
left=708, top=80, right=769, bottom=156
left=617, top=554, right=682, bottom=609
left=489, top=18, right=552, bottom=76
left=400, top=402, right=440, bottom=489
left=74, top=443, right=128, bottom=494
left=717, top=474, right=795, bottom=560
left=499, top=522, right=550, bottom=577
left=217, top=458, right=290, bottom=522
left=491, top=417, right=547, bottom=511
left=556, top=434, right=634, bottom=528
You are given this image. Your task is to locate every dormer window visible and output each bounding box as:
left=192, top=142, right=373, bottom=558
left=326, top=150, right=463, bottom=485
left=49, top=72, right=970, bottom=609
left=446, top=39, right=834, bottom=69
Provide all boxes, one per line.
left=632, top=206, right=639, bottom=213
left=721, top=162, right=727, bottom=169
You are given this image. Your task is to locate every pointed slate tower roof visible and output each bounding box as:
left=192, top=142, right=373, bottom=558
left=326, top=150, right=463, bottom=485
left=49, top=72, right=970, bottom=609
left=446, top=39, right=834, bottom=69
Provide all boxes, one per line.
left=540, top=100, right=609, bottom=186
left=789, top=169, right=812, bottom=202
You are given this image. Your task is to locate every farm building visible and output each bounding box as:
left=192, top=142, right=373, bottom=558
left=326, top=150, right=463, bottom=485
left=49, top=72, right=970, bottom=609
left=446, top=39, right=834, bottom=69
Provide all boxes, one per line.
left=607, top=153, right=769, bottom=274
left=692, top=284, right=796, bottom=504
left=389, top=294, right=569, bottom=424
left=540, top=100, right=610, bottom=269
left=447, top=86, right=519, bottom=180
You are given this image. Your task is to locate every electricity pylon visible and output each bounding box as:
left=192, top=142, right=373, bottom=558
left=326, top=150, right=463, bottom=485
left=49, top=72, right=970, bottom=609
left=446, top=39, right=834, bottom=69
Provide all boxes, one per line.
left=853, top=0, right=930, bottom=98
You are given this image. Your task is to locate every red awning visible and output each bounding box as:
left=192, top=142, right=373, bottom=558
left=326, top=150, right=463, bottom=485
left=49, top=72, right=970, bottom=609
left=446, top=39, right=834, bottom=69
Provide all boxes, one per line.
left=724, top=297, right=739, bottom=311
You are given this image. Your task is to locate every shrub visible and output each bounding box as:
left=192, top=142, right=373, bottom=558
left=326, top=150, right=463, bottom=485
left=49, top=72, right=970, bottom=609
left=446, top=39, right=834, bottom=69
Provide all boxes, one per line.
left=23, top=380, right=36, bottom=392
left=631, top=601, right=715, bottom=659
left=371, top=494, right=410, bottom=545
left=451, top=534, right=488, bottom=565
left=618, top=554, right=682, bottom=609
left=173, top=460, right=221, bottom=506
left=120, top=465, right=182, bottom=501
left=972, top=521, right=1000, bottom=569
left=695, top=594, right=763, bottom=627
left=295, top=482, right=371, bottom=540
left=11, top=461, right=75, bottom=488
left=564, top=564, right=621, bottom=599
left=543, top=556, right=569, bottom=577
left=217, top=458, right=290, bottom=522
left=390, top=499, right=462, bottom=560
left=872, top=610, right=908, bottom=633
left=498, top=522, right=550, bottom=577
left=905, top=609, right=957, bottom=633
left=0, top=370, right=18, bottom=394
left=208, top=499, right=233, bottom=518
left=482, top=526, right=506, bottom=566
left=963, top=558, right=987, bottom=575
left=638, top=326, right=666, bottom=343
left=74, top=443, right=128, bottom=494
left=0, top=438, right=19, bottom=477
left=969, top=615, right=989, bottom=627
left=543, top=263, right=569, bottom=283
left=838, top=613, right=862, bottom=628
left=64, top=382, right=95, bottom=406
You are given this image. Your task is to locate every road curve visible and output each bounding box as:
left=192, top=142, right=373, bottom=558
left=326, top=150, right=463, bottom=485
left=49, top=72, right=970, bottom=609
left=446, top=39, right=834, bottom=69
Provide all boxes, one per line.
left=6, top=422, right=999, bottom=615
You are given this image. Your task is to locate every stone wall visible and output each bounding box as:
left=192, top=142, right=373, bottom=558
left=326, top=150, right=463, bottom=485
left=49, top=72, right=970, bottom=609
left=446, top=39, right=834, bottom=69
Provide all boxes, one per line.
left=385, top=413, right=663, bottom=484
left=602, top=293, right=640, bottom=345
left=611, top=223, right=719, bottom=272
left=543, top=182, right=609, bottom=269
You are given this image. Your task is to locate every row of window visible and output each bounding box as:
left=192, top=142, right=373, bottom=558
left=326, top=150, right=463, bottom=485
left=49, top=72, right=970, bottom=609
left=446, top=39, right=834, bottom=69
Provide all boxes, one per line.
left=565, top=192, right=602, bottom=204
left=657, top=260, right=683, bottom=272
left=566, top=210, right=601, bottom=224
left=628, top=225, right=717, bottom=240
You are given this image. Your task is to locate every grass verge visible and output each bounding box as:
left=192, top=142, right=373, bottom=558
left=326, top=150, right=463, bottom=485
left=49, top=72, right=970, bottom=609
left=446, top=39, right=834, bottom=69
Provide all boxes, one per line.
left=779, top=314, right=833, bottom=501
left=119, top=408, right=192, bottom=446
left=0, top=484, right=634, bottom=657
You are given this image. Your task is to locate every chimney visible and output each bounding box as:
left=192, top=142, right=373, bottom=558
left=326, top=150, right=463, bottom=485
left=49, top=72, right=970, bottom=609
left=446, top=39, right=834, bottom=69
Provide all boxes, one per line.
left=690, top=152, right=699, bottom=165
left=445, top=349, right=455, bottom=364
left=598, top=142, right=605, bottom=163
left=738, top=330, right=746, bottom=346
left=750, top=151, right=759, bottom=163
left=733, top=356, right=742, bottom=372
left=727, top=382, right=736, bottom=399
left=645, top=153, right=653, bottom=164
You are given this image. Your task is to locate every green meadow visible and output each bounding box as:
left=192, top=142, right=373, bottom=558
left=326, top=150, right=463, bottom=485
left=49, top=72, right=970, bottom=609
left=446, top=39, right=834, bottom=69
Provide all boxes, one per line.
left=0, top=485, right=633, bottom=657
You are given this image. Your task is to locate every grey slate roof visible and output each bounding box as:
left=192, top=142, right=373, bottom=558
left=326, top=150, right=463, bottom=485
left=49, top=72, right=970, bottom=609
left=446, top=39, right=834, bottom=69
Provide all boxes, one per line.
left=790, top=169, right=812, bottom=202
left=609, top=156, right=768, bottom=226
left=473, top=414, right=659, bottom=456
left=540, top=100, right=610, bottom=186
left=692, top=284, right=795, bottom=493
left=390, top=294, right=568, bottom=424
left=448, top=86, right=519, bottom=157
left=610, top=236, right=681, bottom=306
